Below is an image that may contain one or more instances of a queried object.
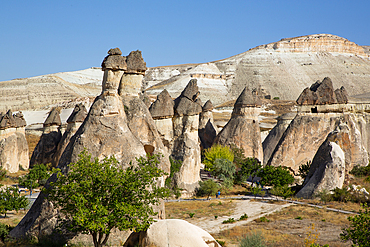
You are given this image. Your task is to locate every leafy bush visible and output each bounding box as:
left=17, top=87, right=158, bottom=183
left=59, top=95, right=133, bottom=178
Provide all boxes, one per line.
left=197, top=179, right=219, bottom=199
left=257, top=166, right=294, bottom=187
left=0, top=186, right=29, bottom=217
left=0, top=223, right=11, bottom=243
left=341, top=203, right=370, bottom=246
left=238, top=231, right=267, bottom=247
left=350, top=164, right=370, bottom=177
left=217, top=240, right=226, bottom=246
left=256, top=217, right=269, bottom=223
left=239, top=213, right=248, bottom=221
left=212, top=158, right=236, bottom=181
left=273, top=97, right=280, bottom=100
left=203, top=145, right=234, bottom=171
left=235, top=157, right=261, bottom=186
left=331, top=187, right=352, bottom=203
left=315, top=189, right=332, bottom=204
left=188, top=213, right=195, bottom=218
left=270, top=185, right=294, bottom=199
left=295, top=216, right=303, bottom=220
left=222, top=218, right=236, bottom=224
left=165, top=157, right=182, bottom=198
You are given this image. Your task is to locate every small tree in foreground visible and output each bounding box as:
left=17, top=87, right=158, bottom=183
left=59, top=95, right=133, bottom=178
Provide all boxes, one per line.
left=257, top=165, right=294, bottom=188
left=341, top=203, right=370, bottom=247
left=197, top=179, right=219, bottom=199
left=46, top=151, right=170, bottom=247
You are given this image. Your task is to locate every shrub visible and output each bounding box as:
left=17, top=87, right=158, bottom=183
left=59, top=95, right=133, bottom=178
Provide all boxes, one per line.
left=203, top=145, right=234, bottom=171
left=270, top=185, right=294, bottom=199
left=222, top=218, right=236, bottom=224
left=298, top=161, right=311, bottom=180
left=212, top=158, right=236, bottom=182
left=315, top=189, right=332, bottom=204
left=217, top=240, right=226, bottom=246
left=238, top=231, right=267, bottom=247
left=239, top=213, right=248, bottom=221
left=273, top=97, right=280, bottom=100
left=256, top=217, right=269, bottom=222
left=341, top=203, right=370, bottom=246
left=295, top=216, right=303, bottom=220
left=165, top=157, right=182, bottom=198
left=350, top=164, right=370, bottom=177
left=188, top=213, right=195, bottom=218
left=0, top=223, right=11, bottom=243
left=197, top=179, right=219, bottom=199
left=257, top=166, right=294, bottom=187
left=331, top=187, right=352, bottom=203
left=235, top=157, right=261, bottom=186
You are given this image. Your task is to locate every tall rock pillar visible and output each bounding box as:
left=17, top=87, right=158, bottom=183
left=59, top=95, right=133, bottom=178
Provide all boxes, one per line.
left=172, top=79, right=202, bottom=195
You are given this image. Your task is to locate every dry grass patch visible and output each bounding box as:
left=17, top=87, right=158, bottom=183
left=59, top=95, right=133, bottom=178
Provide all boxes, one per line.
left=0, top=210, right=28, bottom=227
left=165, top=200, right=235, bottom=219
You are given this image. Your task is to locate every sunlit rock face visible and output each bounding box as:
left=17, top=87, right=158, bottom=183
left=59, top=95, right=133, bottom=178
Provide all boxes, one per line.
left=214, top=87, right=263, bottom=163
left=0, top=110, right=28, bottom=173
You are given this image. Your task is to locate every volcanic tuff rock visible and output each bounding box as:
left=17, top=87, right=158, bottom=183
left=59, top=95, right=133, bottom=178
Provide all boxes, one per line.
left=0, top=110, right=29, bottom=172
left=296, top=139, right=345, bottom=199
left=52, top=104, right=88, bottom=167
left=214, top=87, right=263, bottom=162
left=149, top=89, right=174, bottom=119
left=10, top=49, right=154, bottom=243
left=296, top=77, right=348, bottom=105
left=30, top=108, right=62, bottom=168
left=123, top=219, right=221, bottom=247
left=144, top=34, right=370, bottom=105
left=172, top=79, right=202, bottom=194
left=199, top=100, right=218, bottom=149
left=262, top=112, right=296, bottom=165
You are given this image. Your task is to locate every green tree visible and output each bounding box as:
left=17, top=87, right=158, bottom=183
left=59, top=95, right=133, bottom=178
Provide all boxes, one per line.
left=298, top=161, right=311, bottom=180
left=270, top=185, right=294, bottom=200
left=165, top=157, right=182, bottom=198
left=203, top=145, right=234, bottom=171
left=257, top=165, right=294, bottom=187
left=211, top=158, right=236, bottom=186
left=19, top=164, right=51, bottom=194
left=0, top=186, right=28, bottom=217
left=197, top=179, right=219, bottom=199
left=46, top=151, right=170, bottom=247
left=235, top=157, right=262, bottom=186
left=341, top=203, right=370, bottom=247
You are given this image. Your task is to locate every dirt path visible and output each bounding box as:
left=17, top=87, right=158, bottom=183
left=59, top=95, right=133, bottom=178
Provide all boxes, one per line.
left=183, top=200, right=292, bottom=234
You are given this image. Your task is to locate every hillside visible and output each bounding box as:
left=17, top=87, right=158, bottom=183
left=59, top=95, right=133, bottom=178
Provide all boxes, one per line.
left=1, top=34, right=369, bottom=112
left=145, top=34, right=370, bottom=105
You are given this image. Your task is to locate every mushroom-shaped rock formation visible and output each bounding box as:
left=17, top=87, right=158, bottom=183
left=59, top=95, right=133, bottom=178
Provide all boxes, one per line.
left=296, top=77, right=348, bottom=105
left=10, top=48, right=153, bottom=244
left=149, top=89, right=175, bottom=153
left=199, top=100, right=218, bottom=149
left=172, top=79, right=202, bottom=195
left=51, top=104, right=88, bottom=167
left=214, top=87, right=263, bottom=162
left=0, top=110, right=29, bottom=173
left=119, top=50, right=147, bottom=97
left=30, top=107, right=62, bottom=168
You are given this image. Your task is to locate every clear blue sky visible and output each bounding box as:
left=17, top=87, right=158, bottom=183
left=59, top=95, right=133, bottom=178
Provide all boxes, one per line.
left=0, top=0, right=369, bottom=82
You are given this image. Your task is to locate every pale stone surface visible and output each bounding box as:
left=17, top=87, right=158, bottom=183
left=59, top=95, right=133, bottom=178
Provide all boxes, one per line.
left=214, top=88, right=263, bottom=162
left=123, top=219, right=221, bottom=247
left=262, top=113, right=296, bottom=165
left=118, top=74, right=144, bottom=97
left=0, top=129, right=29, bottom=172
left=172, top=115, right=201, bottom=194
left=154, top=118, right=174, bottom=154
left=296, top=141, right=345, bottom=199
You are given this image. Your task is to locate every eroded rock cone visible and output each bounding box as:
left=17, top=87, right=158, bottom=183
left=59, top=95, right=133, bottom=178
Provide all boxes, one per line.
left=172, top=79, right=202, bottom=194
left=51, top=104, right=88, bottom=167
left=214, top=87, right=263, bottom=162
left=199, top=100, right=218, bottom=149
left=262, top=113, right=296, bottom=165
left=149, top=89, right=175, bottom=153
left=296, top=77, right=348, bottom=105
left=296, top=138, right=345, bottom=199
left=30, top=108, right=62, bottom=168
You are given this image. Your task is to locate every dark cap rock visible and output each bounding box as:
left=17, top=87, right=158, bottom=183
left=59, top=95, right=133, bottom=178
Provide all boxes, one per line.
left=296, top=77, right=347, bottom=105
left=126, top=50, right=147, bottom=75
left=101, top=48, right=127, bottom=71
left=44, top=107, right=62, bottom=127
left=174, top=79, right=202, bottom=116
left=14, top=112, right=26, bottom=127
left=149, top=89, right=174, bottom=119
left=0, top=110, right=16, bottom=129
left=202, top=100, right=214, bottom=112
left=234, top=87, right=262, bottom=108
left=66, top=104, right=87, bottom=123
